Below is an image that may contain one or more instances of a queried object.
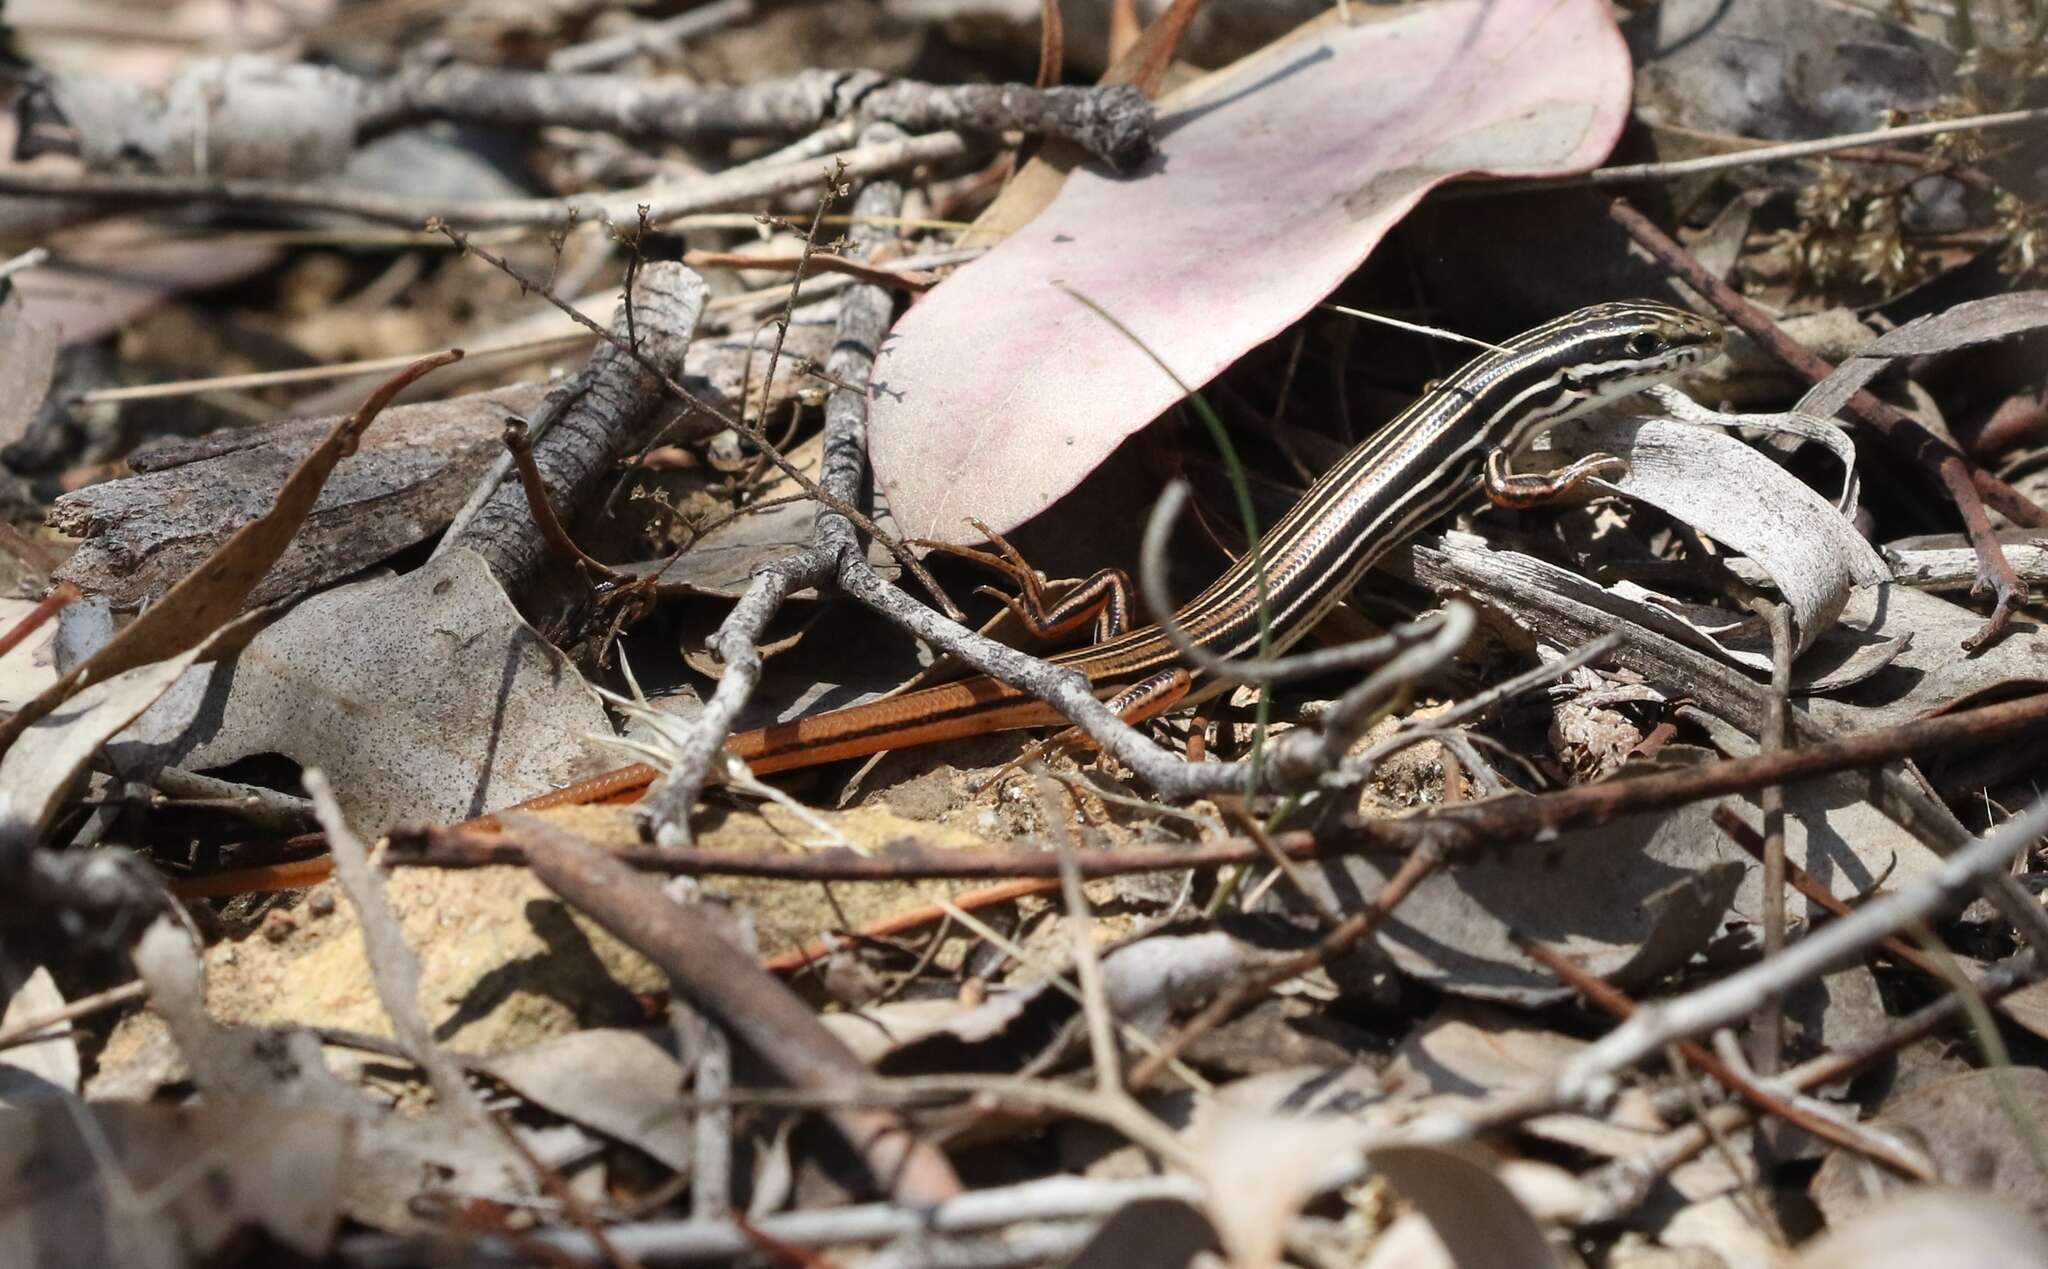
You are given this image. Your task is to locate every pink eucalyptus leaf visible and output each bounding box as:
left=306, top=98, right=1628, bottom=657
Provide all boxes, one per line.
left=870, top=0, right=1632, bottom=543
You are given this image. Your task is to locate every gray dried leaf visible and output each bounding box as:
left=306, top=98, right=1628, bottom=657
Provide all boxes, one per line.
left=1290, top=806, right=1742, bottom=1004
left=1802, top=583, right=2048, bottom=732
left=1795, top=1188, right=2048, bottom=1268
left=482, top=1029, right=692, bottom=1172
left=0, top=1097, right=348, bottom=1267
left=1799, top=293, right=2048, bottom=421
left=1421, top=532, right=1904, bottom=696
left=0, top=966, right=77, bottom=1106
left=120, top=548, right=615, bottom=831
left=1313, top=743, right=1944, bottom=1004
left=1853, top=291, right=2048, bottom=359
left=1812, top=1067, right=2048, bottom=1231
left=1797, top=355, right=1888, bottom=426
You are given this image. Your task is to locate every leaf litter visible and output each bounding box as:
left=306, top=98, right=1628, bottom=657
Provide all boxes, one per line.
left=4, top=1, right=2048, bottom=1266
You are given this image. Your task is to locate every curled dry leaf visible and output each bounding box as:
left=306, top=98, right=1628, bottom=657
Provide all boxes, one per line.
left=870, top=0, right=1633, bottom=542
left=1363, top=1145, right=1579, bottom=1269
left=1798, top=290, right=2048, bottom=422
left=1421, top=531, right=1905, bottom=695
left=1552, top=395, right=1889, bottom=663
left=1829, top=290, right=2048, bottom=361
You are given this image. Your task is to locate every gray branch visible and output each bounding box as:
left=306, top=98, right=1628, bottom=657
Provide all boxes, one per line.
left=1554, top=792, right=2048, bottom=1107
left=359, top=66, right=1154, bottom=172
left=447, top=263, right=705, bottom=599
left=636, top=152, right=907, bottom=843
left=0, top=131, right=970, bottom=229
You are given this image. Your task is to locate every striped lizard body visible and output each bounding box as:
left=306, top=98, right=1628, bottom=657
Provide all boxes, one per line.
left=719, top=300, right=1724, bottom=775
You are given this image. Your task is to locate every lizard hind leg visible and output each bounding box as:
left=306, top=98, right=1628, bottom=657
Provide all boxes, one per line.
left=1482, top=448, right=1629, bottom=510
left=916, top=518, right=1139, bottom=644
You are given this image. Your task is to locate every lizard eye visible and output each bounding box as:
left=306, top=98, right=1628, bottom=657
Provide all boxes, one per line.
left=1626, top=332, right=1661, bottom=358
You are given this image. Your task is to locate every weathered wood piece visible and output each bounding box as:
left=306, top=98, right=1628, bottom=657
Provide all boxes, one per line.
left=50, top=316, right=818, bottom=610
